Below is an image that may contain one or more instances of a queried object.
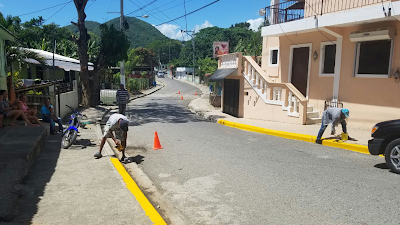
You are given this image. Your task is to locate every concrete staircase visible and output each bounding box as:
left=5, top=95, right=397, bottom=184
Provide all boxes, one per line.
left=306, top=104, right=322, bottom=125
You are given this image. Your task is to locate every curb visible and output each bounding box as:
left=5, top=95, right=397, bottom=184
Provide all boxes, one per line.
left=217, top=119, right=370, bottom=155
left=128, top=83, right=165, bottom=103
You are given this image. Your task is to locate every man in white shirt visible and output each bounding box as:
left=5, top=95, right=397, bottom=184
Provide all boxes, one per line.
left=94, top=113, right=129, bottom=161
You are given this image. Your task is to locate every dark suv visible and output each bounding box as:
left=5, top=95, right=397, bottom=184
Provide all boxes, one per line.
left=368, top=119, right=400, bottom=174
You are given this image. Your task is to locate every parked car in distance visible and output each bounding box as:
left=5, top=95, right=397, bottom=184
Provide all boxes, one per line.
left=368, top=119, right=400, bottom=174
left=157, top=71, right=165, bottom=78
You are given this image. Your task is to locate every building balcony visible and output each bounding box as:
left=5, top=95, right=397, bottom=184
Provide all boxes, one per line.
left=263, top=0, right=393, bottom=26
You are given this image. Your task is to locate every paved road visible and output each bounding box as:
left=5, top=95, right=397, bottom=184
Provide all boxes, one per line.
left=125, top=77, right=400, bottom=224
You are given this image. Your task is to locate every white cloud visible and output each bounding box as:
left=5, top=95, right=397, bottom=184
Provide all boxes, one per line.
left=155, top=23, right=183, bottom=39
left=246, top=18, right=264, bottom=31
left=155, top=20, right=214, bottom=40
left=193, top=20, right=213, bottom=33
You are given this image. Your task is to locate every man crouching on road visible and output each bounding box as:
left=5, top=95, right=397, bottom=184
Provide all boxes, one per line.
left=94, top=113, right=129, bottom=161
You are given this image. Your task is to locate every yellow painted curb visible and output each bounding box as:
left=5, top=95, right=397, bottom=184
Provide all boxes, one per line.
left=110, top=158, right=167, bottom=225
left=218, top=119, right=370, bottom=155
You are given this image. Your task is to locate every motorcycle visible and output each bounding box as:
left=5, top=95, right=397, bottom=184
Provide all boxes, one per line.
left=61, top=105, right=87, bottom=149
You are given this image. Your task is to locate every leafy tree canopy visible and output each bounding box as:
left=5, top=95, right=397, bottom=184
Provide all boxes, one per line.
left=125, top=47, right=158, bottom=74
left=146, top=39, right=182, bottom=64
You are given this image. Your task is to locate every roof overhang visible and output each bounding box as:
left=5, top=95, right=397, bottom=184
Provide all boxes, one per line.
left=262, top=1, right=400, bottom=37
left=209, top=68, right=237, bottom=82
left=0, top=25, right=16, bottom=41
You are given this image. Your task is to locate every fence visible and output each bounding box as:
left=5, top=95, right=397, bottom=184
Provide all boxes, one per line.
left=264, top=0, right=389, bottom=25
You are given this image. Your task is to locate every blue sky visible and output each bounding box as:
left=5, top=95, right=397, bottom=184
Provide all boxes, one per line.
left=0, top=0, right=268, bottom=40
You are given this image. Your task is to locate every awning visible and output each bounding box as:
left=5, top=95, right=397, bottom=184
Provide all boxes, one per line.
left=209, top=68, right=237, bottom=82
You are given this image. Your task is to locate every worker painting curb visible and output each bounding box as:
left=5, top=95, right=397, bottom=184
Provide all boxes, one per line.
left=217, top=119, right=372, bottom=156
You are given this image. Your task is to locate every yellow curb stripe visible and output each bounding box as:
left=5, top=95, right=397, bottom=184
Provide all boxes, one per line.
left=110, top=158, right=167, bottom=225
left=218, top=119, right=372, bottom=156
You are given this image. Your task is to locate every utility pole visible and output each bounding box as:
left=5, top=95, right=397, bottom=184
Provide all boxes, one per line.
left=120, top=0, right=125, bottom=87
left=181, top=30, right=196, bottom=85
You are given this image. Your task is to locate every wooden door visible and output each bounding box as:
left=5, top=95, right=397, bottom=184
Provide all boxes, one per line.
left=291, top=47, right=310, bottom=97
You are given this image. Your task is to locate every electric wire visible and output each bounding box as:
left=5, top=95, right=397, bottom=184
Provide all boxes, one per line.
left=126, top=0, right=160, bottom=15
left=44, top=1, right=72, bottom=23
left=16, top=1, right=73, bottom=17
left=141, top=0, right=184, bottom=28
left=155, top=0, right=221, bottom=26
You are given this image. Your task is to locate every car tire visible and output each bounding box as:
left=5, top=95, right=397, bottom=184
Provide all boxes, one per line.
left=384, top=138, right=400, bottom=174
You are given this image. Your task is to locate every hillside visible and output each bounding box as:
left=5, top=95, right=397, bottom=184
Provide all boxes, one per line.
left=65, top=16, right=168, bottom=49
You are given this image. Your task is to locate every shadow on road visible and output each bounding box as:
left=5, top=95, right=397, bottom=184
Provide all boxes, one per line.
left=12, top=135, right=62, bottom=224
left=128, top=101, right=204, bottom=126
left=374, top=163, right=389, bottom=170
left=127, top=155, right=145, bottom=164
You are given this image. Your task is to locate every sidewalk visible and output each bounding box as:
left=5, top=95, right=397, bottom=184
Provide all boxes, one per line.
left=10, top=107, right=153, bottom=224
left=172, top=76, right=372, bottom=147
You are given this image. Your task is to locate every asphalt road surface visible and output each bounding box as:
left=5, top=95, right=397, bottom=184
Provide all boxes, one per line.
left=125, top=77, right=399, bottom=225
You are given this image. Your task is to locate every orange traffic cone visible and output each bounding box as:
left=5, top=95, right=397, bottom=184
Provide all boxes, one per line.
left=180, top=95, right=183, bottom=100
left=153, top=132, right=163, bottom=150
left=195, top=92, right=197, bottom=95
left=178, top=91, right=180, bottom=94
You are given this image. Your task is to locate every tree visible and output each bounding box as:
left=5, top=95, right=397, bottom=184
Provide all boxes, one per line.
left=230, top=22, right=250, bottom=29
left=125, top=47, right=158, bottom=74
left=147, top=39, right=182, bottom=64
left=72, top=0, right=130, bottom=106
left=197, top=57, right=218, bottom=81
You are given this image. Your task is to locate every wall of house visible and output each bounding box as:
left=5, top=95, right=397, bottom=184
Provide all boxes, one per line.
left=55, top=80, right=79, bottom=119
left=276, top=29, right=336, bottom=115
left=263, top=19, right=400, bottom=128
left=243, top=78, right=304, bottom=124
left=261, top=36, right=281, bottom=82
left=15, top=62, right=66, bottom=81
left=337, top=20, right=400, bottom=128
left=0, top=39, right=6, bottom=90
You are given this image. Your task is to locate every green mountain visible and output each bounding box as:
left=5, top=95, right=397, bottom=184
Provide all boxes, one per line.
left=65, top=16, right=168, bottom=49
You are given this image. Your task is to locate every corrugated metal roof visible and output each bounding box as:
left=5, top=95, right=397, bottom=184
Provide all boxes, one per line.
left=21, top=48, right=94, bottom=71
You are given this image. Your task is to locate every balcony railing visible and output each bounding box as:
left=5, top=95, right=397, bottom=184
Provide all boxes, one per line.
left=264, top=0, right=305, bottom=25
left=264, top=0, right=391, bottom=25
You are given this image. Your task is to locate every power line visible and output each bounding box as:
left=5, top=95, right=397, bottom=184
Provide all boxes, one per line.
left=16, top=1, right=72, bottom=17
left=141, top=0, right=184, bottom=28
left=126, top=0, right=159, bottom=15
left=127, top=0, right=166, bottom=23
left=44, top=1, right=72, bottom=23
left=155, top=0, right=221, bottom=26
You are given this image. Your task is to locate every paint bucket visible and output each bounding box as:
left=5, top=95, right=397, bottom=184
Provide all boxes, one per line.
left=341, top=132, right=348, bottom=141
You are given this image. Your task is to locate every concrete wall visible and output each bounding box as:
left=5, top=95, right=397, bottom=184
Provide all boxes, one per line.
left=262, top=19, right=400, bottom=127
left=55, top=80, right=79, bottom=119
left=262, top=36, right=281, bottom=82
left=243, top=78, right=304, bottom=124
